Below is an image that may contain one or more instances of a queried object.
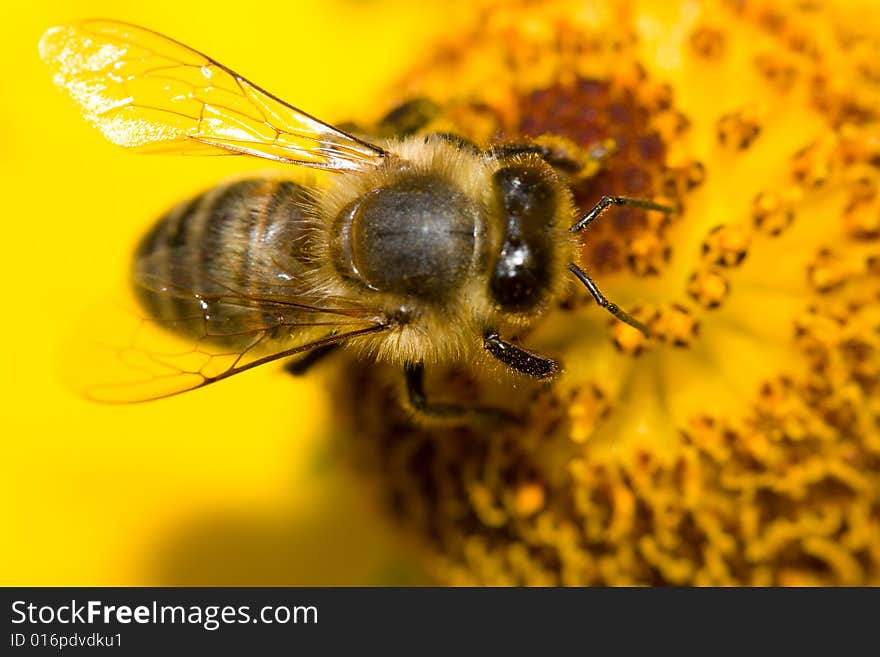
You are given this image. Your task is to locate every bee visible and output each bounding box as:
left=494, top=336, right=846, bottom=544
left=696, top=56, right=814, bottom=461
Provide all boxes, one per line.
left=41, top=20, right=672, bottom=417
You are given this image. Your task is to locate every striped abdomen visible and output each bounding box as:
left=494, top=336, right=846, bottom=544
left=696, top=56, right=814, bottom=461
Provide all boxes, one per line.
left=133, top=178, right=314, bottom=336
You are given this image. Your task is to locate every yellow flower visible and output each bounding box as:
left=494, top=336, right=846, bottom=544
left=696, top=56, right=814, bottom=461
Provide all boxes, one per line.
left=343, top=0, right=880, bottom=585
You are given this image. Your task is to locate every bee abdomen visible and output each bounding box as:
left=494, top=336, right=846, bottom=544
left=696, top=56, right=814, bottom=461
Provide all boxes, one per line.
left=134, top=178, right=312, bottom=328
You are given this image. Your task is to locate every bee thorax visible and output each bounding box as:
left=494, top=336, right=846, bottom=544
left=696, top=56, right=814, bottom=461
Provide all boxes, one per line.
left=333, top=175, right=480, bottom=299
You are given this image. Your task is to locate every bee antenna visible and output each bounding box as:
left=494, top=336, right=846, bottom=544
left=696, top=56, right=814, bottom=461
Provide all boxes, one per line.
left=566, top=194, right=674, bottom=335
left=569, top=195, right=675, bottom=233
left=568, top=263, right=651, bottom=338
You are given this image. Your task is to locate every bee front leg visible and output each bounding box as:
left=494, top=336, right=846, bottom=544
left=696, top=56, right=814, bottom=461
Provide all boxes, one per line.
left=404, top=362, right=517, bottom=423
left=483, top=332, right=559, bottom=379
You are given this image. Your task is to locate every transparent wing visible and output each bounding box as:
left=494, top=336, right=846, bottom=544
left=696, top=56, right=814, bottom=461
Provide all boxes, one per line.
left=39, top=20, right=387, bottom=171
left=65, top=261, right=390, bottom=403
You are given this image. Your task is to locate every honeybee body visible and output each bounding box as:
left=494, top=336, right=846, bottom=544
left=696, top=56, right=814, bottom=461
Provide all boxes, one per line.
left=42, top=20, right=670, bottom=408
left=136, top=137, right=576, bottom=368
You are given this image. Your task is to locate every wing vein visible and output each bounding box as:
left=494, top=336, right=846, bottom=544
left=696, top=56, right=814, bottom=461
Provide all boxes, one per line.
left=41, top=20, right=388, bottom=170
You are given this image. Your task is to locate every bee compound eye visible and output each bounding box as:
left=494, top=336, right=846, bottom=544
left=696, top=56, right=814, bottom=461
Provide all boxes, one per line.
left=488, top=164, right=558, bottom=313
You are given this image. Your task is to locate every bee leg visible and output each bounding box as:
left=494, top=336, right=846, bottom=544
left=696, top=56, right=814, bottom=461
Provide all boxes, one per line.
left=404, top=362, right=518, bottom=422
left=425, top=132, right=482, bottom=154
left=569, top=195, right=675, bottom=233
left=337, top=98, right=442, bottom=139
left=490, top=137, right=616, bottom=178
left=568, top=263, right=651, bottom=337
left=376, top=98, right=442, bottom=137
left=283, top=344, right=339, bottom=377
left=483, top=332, right=559, bottom=379
left=404, top=362, right=470, bottom=418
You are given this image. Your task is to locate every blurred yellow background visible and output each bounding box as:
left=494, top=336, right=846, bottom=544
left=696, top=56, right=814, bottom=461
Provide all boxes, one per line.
left=1, top=0, right=471, bottom=585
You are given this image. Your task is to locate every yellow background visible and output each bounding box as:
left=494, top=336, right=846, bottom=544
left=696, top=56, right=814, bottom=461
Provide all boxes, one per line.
left=1, top=0, right=470, bottom=585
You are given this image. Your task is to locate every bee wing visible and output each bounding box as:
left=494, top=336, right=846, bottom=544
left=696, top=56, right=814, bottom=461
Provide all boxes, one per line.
left=39, top=20, right=387, bottom=171
left=66, top=252, right=389, bottom=403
